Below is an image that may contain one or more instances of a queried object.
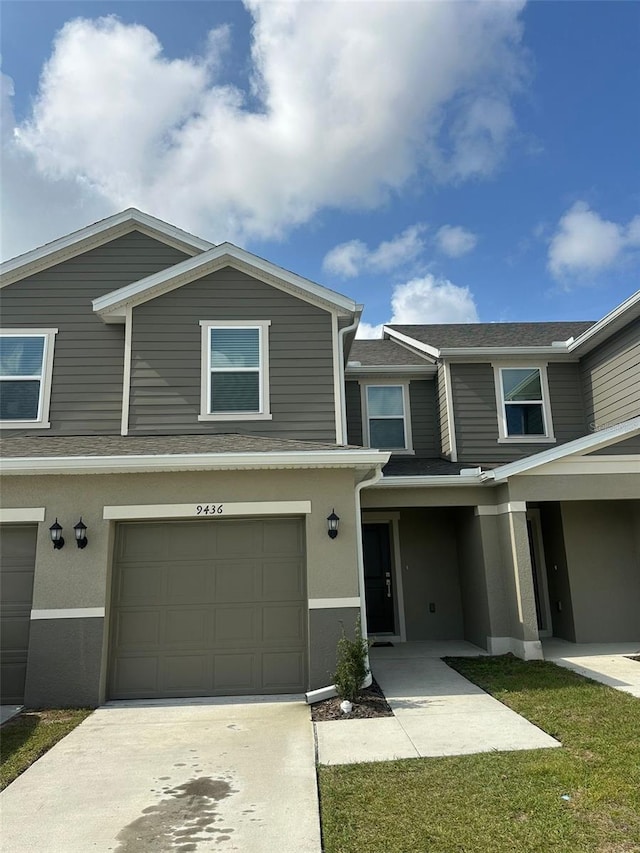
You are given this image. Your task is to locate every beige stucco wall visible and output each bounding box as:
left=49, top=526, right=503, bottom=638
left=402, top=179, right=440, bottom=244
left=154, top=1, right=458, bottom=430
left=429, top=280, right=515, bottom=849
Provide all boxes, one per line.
left=361, top=485, right=495, bottom=509
left=507, top=472, right=640, bottom=502
left=397, top=509, right=464, bottom=641
left=560, top=500, right=640, bottom=642
left=1, top=467, right=362, bottom=610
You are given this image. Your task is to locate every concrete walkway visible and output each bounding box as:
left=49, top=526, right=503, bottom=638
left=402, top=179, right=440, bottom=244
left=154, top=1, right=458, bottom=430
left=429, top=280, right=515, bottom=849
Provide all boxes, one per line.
left=0, top=696, right=321, bottom=853
left=544, top=639, right=640, bottom=698
left=315, top=643, right=560, bottom=765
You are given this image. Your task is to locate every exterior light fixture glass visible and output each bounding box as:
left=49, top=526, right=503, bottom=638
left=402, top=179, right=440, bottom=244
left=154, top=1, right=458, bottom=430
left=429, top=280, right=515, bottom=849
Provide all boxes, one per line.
left=327, top=509, right=340, bottom=539
left=49, top=519, right=65, bottom=550
left=73, top=517, right=88, bottom=549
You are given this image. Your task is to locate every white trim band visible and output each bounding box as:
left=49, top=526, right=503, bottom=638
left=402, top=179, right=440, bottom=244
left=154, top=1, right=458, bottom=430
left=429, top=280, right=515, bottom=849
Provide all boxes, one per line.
left=0, top=507, right=45, bottom=522
left=475, top=502, right=527, bottom=516
left=308, top=598, right=360, bottom=609
left=31, top=608, right=105, bottom=620
left=104, top=500, right=312, bottom=520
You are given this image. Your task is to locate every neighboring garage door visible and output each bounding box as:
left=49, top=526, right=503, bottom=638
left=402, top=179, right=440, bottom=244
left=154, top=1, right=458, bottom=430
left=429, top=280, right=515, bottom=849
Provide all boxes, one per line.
left=109, top=517, right=307, bottom=699
left=0, top=525, right=37, bottom=704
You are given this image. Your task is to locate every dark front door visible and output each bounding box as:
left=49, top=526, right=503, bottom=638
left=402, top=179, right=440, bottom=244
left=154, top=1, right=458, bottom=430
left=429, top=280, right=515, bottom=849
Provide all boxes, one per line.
left=363, top=523, right=395, bottom=633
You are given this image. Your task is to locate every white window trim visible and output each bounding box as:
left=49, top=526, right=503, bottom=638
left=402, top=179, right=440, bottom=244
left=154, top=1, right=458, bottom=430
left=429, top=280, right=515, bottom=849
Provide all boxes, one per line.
left=0, top=328, right=57, bottom=429
left=360, top=381, right=413, bottom=453
left=493, top=364, right=555, bottom=444
left=198, top=320, right=272, bottom=421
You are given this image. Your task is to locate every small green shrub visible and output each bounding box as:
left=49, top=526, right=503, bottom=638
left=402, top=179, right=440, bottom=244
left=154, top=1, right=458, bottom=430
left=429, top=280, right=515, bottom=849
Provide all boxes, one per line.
left=333, top=615, right=369, bottom=703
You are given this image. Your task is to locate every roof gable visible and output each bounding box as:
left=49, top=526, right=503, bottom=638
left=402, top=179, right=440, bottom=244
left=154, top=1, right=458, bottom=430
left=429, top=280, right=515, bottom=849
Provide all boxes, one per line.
left=0, top=208, right=214, bottom=288
left=93, top=242, right=357, bottom=321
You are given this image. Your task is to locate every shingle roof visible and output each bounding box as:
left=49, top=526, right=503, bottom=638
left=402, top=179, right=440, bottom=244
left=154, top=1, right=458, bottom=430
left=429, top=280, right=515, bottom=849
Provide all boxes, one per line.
left=382, top=457, right=492, bottom=477
left=0, top=433, right=356, bottom=458
left=387, top=322, right=595, bottom=349
left=348, top=339, right=432, bottom=366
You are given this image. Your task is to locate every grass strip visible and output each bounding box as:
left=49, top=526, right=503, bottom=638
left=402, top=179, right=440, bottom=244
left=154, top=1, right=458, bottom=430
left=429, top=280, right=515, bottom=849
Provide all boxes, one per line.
left=319, top=656, right=640, bottom=853
left=1, top=708, right=92, bottom=790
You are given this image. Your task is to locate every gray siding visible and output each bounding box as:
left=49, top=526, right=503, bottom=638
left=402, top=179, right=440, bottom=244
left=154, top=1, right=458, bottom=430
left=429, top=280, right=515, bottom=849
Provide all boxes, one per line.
left=589, top=435, right=640, bottom=455
left=409, top=380, right=439, bottom=456
left=451, top=362, right=587, bottom=463
left=345, top=381, right=363, bottom=446
left=580, top=316, right=640, bottom=428
left=0, top=232, right=190, bottom=436
left=128, top=268, right=337, bottom=440
left=437, top=364, right=451, bottom=458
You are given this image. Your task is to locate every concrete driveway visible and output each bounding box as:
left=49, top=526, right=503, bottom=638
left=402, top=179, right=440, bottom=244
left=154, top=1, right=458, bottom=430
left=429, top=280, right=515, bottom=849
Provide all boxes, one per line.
left=0, top=696, right=321, bottom=853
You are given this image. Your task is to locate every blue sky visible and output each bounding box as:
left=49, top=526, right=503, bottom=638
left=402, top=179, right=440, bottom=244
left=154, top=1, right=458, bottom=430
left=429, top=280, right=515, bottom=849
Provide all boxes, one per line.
left=2, top=1, right=639, bottom=335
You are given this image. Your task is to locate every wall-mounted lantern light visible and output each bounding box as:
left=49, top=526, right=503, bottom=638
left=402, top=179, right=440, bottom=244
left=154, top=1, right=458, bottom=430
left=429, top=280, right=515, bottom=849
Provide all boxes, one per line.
left=49, top=519, right=65, bottom=550
left=74, top=517, right=88, bottom=549
left=327, top=509, right=340, bottom=539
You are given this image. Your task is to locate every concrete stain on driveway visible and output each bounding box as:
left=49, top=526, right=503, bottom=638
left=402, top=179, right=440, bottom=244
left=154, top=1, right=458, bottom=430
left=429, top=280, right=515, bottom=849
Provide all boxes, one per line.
left=114, top=777, right=236, bottom=852
left=1, top=696, right=321, bottom=853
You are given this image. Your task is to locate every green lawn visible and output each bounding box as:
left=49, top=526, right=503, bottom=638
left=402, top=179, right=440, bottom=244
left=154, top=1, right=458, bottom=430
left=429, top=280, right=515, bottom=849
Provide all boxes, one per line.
left=318, top=656, right=640, bottom=853
left=1, top=708, right=92, bottom=790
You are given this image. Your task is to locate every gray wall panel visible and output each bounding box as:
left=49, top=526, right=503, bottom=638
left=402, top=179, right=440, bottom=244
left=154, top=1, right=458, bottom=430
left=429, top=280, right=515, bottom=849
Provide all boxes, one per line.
left=398, top=509, right=464, bottom=640
left=128, top=268, right=337, bottom=440
left=581, top=317, right=640, bottom=428
left=308, top=607, right=359, bottom=690
left=24, top=617, right=105, bottom=708
left=451, top=362, right=587, bottom=463
left=0, top=524, right=37, bottom=704
left=1, top=232, right=190, bottom=436
left=345, top=381, right=363, bottom=446
left=409, top=380, right=439, bottom=456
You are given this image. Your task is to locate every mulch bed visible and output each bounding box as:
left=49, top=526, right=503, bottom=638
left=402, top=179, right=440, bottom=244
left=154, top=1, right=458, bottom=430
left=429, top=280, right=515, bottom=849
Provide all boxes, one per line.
left=310, top=678, right=393, bottom=721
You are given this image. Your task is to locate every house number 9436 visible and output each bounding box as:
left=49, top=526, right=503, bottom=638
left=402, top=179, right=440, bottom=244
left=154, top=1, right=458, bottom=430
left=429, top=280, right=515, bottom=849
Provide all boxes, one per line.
left=195, top=505, right=224, bottom=515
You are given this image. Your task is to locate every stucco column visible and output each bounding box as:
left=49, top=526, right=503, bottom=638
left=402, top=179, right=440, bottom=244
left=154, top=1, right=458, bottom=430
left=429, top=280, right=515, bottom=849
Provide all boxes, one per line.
left=475, top=502, right=542, bottom=660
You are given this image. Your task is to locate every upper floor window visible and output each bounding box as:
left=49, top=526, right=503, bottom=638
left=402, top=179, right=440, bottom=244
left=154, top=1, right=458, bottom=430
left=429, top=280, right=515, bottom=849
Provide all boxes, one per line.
left=199, top=320, right=271, bottom=421
left=495, top=366, right=555, bottom=443
left=363, top=384, right=412, bottom=451
left=0, top=330, right=57, bottom=429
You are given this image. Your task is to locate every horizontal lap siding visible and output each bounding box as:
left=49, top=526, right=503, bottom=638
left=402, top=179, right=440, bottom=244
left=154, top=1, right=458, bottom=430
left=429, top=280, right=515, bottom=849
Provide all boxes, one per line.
left=128, top=268, right=336, bottom=440
left=437, top=365, right=450, bottom=457
left=581, top=318, right=640, bottom=427
left=345, top=381, right=363, bottom=446
left=0, top=232, right=190, bottom=436
left=409, top=380, right=439, bottom=456
left=451, top=362, right=587, bottom=463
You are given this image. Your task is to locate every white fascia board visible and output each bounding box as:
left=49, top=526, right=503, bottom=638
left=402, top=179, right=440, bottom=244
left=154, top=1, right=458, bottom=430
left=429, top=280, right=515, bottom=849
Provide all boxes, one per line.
left=0, top=448, right=391, bottom=476
left=93, top=243, right=357, bottom=320
left=382, top=327, right=441, bottom=359
left=440, top=346, right=572, bottom=360
left=345, top=365, right=438, bottom=376
left=482, top=416, right=640, bottom=482
left=568, top=289, right=640, bottom=354
left=371, top=474, right=485, bottom=488
left=0, top=208, right=213, bottom=287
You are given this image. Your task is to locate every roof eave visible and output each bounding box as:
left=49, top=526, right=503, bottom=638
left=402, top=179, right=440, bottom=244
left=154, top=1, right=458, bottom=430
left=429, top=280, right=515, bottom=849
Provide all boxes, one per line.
left=0, top=448, right=390, bottom=476
left=568, top=289, right=640, bottom=354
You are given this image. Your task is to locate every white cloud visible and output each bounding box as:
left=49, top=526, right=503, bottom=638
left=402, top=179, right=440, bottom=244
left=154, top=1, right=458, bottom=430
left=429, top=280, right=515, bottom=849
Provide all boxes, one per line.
left=323, top=224, right=427, bottom=278
left=435, top=225, right=478, bottom=257
left=548, top=201, right=640, bottom=279
left=356, top=274, right=479, bottom=338
left=4, top=2, right=526, bottom=258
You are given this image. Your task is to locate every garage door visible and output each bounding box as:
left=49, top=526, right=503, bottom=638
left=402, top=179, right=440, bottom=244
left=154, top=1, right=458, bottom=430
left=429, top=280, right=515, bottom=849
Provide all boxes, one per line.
left=109, top=517, right=307, bottom=699
left=0, top=525, right=37, bottom=704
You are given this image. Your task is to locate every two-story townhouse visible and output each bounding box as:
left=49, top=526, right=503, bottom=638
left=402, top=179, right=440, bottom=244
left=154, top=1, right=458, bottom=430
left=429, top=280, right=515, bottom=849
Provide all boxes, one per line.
left=1, top=209, right=638, bottom=709
left=350, top=309, right=640, bottom=657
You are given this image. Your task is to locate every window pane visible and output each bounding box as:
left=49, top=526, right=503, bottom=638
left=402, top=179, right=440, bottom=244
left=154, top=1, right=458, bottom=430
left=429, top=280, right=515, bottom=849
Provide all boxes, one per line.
left=506, top=403, right=545, bottom=436
left=370, top=418, right=405, bottom=449
left=0, top=336, right=44, bottom=377
left=502, top=368, right=542, bottom=402
left=367, top=385, right=404, bottom=416
left=211, top=372, right=259, bottom=412
left=211, top=328, right=259, bottom=368
left=0, top=380, right=41, bottom=420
